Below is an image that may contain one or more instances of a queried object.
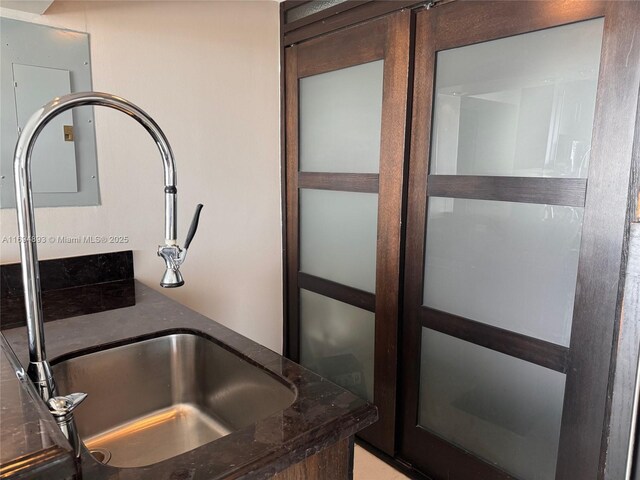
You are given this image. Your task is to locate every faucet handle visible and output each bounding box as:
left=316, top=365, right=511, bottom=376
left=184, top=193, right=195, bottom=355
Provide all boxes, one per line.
left=158, top=204, right=202, bottom=288
left=47, top=392, right=87, bottom=419
left=47, top=393, right=87, bottom=459
left=184, top=204, right=204, bottom=250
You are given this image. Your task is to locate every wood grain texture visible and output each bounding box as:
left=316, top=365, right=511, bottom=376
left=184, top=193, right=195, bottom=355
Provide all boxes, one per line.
left=557, top=2, right=640, bottom=478
left=420, top=307, right=569, bottom=373
left=283, top=10, right=412, bottom=457
left=427, top=175, right=587, bottom=207
left=602, top=40, right=640, bottom=480
left=271, top=437, right=352, bottom=480
left=284, top=1, right=423, bottom=46
left=284, top=45, right=300, bottom=360
left=399, top=5, right=437, bottom=475
left=401, top=2, right=640, bottom=479
left=408, top=429, right=516, bottom=480
left=603, top=224, right=640, bottom=480
left=298, top=172, right=379, bottom=193
left=364, top=8, right=412, bottom=455
left=298, top=272, right=376, bottom=312
left=399, top=9, right=526, bottom=474
left=297, top=18, right=386, bottom=78
left=432, top=0, right=606, bottom=52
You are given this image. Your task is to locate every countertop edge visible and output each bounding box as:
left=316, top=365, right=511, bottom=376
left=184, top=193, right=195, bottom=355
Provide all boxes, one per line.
left=1, top=281, right=378, bottom=480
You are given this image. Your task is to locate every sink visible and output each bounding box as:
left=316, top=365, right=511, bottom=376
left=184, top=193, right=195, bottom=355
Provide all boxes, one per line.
left=51, top=331, right=296, bottom=468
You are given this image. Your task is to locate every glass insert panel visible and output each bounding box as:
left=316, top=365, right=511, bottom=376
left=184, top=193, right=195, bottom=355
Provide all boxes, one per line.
left=419, top=328, right=566, bottom=480
left=300, top=289, right=375, bottom=401
left=299, top=60, right=384, bottom=173
left=300, top=188, right=378, bottom=293
left=430, top=18, right=604, bottom=178
left=423, top=197, right=583, bottom=346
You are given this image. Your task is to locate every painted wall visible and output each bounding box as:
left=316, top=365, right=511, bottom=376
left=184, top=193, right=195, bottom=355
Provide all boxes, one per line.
left=0, top=1, right=283, bottom=352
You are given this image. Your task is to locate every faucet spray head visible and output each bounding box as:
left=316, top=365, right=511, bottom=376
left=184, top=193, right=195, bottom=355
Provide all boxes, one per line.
left=157, top=204, right=203, bottom=288
left=160, top=261, right=185, bottom=288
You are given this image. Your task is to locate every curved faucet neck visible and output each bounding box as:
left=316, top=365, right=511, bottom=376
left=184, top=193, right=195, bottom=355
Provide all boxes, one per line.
left=13, top=92, right=178, bottom=400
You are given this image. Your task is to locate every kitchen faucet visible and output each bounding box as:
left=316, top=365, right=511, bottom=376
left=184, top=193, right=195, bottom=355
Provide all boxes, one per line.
left=12, top=92, right=202, bottom=453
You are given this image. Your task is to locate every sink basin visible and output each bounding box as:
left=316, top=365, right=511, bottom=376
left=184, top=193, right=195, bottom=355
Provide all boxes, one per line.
left=51, top=331, right=296, bottom=468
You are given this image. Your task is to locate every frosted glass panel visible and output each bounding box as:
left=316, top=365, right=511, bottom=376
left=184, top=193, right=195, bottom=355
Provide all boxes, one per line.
left=423, top=197, right=583, bottom=346
left=299, top=60, right=384, bottom=173
left=430, top=18, right=603, bottom=178
left=300, top=289, right=375, bottom=401
left=419, top=328, right=566, bottom=480
left=300, top=188, right=378, bottom=293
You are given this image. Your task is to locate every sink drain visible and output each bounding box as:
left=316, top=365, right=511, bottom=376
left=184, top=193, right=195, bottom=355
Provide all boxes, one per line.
left=90, top=448, right=111, bottom=465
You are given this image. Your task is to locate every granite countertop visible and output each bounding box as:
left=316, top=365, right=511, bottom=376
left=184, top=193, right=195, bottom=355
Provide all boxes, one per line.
left=0, top=336, right=76, bottom=479
left=1, top=281, right=377, bottom=479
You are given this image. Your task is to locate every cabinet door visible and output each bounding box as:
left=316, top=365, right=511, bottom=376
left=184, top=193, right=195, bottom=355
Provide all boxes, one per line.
left=284, top=10, right=411, bottom=454
left=400, top=2, right=640, bottom=479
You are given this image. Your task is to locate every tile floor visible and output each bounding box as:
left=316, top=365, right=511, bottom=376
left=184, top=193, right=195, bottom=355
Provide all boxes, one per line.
left=353, top=445, right=410, bottom=480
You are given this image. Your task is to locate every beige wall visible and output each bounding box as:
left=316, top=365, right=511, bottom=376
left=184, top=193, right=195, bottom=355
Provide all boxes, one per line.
left=0, top=1, right=283, bottom=352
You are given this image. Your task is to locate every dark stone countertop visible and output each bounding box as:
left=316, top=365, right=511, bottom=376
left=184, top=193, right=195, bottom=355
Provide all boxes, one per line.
left=0, top=336, right=76, bottom=479
left=1, top=281, right=377, bottom=479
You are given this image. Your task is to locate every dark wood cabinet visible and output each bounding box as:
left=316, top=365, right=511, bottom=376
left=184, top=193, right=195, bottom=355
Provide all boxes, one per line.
left=402, top=2, right=640, bottom=479
left=281, top=1, right=640, bottom=479
left=284, top=10, right=411, bottom=454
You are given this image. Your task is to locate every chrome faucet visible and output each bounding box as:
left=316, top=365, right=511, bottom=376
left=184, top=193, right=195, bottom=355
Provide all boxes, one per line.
left=158, top=203, right=203, bottom=287
left=13, top=92, right=202, bottom=443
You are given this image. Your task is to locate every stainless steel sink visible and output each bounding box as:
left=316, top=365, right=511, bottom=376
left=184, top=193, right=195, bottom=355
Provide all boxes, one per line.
left=51, top=332, right=296, bottom=468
